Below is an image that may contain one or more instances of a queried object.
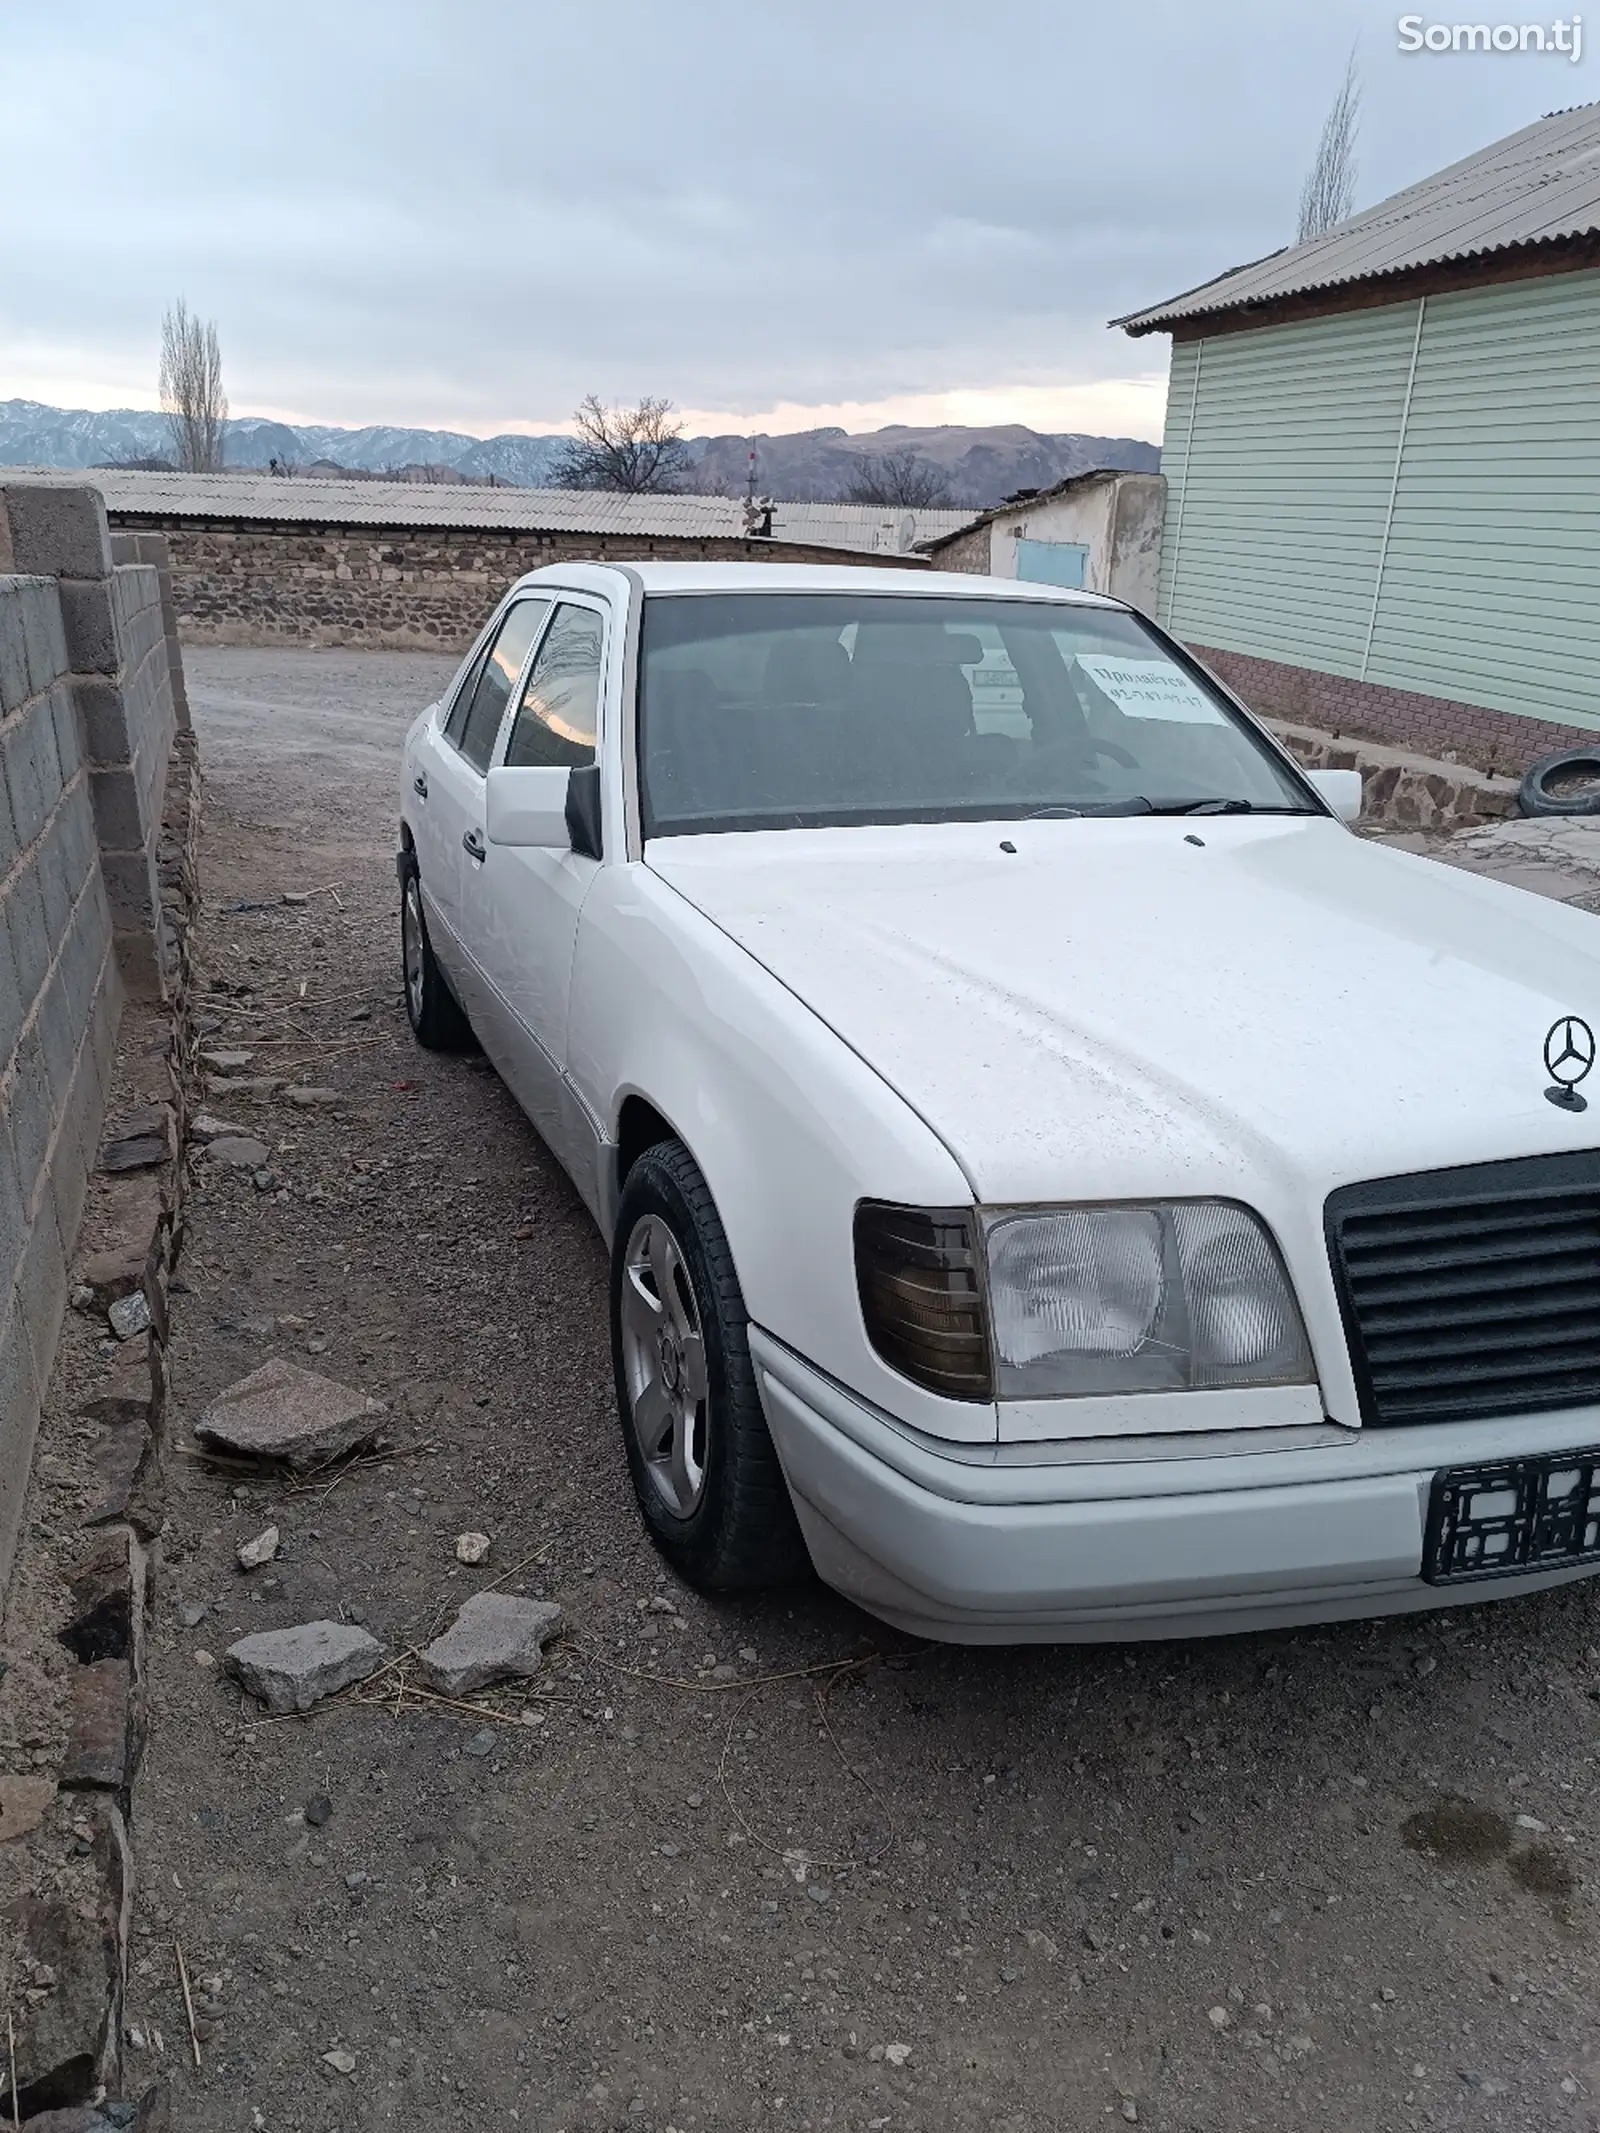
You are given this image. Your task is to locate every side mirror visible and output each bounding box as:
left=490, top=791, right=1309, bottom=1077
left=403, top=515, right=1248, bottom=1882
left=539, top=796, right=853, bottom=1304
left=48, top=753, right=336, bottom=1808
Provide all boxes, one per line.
left=484, top=763, right=603, bottom=857
left=1306, top=767, right=1362, bottom=823
left=485, top=766, right=572, bottom=849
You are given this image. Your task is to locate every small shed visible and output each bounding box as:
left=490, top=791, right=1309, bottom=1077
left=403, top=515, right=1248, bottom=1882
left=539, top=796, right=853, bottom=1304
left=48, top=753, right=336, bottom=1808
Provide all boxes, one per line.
left=1116, top=100, right=1600, bottom=768
left=915, top=469, right=1166, bottom=609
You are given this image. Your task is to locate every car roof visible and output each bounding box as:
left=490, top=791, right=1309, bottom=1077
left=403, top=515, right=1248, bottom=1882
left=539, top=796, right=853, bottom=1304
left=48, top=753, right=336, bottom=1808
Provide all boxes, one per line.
left=508, top=560, right=1125, bottom=608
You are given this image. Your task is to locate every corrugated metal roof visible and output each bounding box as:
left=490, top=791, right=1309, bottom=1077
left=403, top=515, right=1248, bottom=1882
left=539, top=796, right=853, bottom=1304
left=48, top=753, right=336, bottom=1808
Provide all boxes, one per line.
left=1116, top=100, right=1600, bottom=335
left=15, top=466, right=970, bottom=553
left=914, top=465, right=1148, bottom=551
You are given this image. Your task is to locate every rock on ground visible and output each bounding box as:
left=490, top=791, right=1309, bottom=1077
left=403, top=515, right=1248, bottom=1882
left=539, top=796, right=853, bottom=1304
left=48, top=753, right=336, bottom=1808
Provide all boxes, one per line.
left=203, top=1135, right=270, bottom=1169
left=108, top=1291, right=152, bottom=1341
left=188, top=1113, right=247, bottom=1145
left=418, top=1592, right=564, bottom=1696
left=193, top=1356, right=385, bottom=1469
left=236, top=1525, right=280, bottom=1570
left=225, top=1622, right=386, bottom=1713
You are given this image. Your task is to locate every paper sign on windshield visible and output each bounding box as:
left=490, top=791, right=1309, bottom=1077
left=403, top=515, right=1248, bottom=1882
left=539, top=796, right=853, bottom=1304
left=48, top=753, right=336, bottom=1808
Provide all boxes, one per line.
left=1073, top=655, right=1226, bottom=725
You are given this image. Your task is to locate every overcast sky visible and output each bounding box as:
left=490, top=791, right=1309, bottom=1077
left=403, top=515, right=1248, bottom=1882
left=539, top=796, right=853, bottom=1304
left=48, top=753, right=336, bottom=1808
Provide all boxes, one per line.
left=1, top=0, right=1590, bottom=442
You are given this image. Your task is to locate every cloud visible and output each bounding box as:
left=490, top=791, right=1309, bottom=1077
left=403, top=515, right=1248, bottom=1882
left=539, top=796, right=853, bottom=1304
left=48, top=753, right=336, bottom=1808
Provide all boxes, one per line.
left=0, top=0, right=1585, bottom=439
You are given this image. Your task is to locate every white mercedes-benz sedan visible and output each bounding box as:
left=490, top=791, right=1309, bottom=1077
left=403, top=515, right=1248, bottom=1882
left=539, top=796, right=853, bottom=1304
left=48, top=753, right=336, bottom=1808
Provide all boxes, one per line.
left=398, top=562, right=1600, bottom=1642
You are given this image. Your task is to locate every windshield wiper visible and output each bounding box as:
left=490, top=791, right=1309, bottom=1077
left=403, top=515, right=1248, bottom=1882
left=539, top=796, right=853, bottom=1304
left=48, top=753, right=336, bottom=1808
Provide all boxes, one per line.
left=1023, top=798, right=1152, bottom=819
left=1141, top=798, right=1319, bottom=817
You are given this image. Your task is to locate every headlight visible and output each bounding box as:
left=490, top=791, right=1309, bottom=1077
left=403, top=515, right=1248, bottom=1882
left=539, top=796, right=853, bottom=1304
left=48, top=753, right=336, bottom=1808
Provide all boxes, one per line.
left=984, top=1201, right=1313, bottom=1399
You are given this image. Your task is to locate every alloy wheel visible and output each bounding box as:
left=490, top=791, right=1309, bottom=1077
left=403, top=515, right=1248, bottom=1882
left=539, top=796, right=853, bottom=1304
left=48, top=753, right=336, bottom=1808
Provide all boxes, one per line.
left=619, top=1213, right=710, bottom=1517
left=402, top=876, right=425, bottom=1023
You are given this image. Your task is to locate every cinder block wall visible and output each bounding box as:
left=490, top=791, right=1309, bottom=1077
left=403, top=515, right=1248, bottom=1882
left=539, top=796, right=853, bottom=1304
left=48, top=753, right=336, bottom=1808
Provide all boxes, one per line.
left=0, top=484, right=187, bottom=1594
left=89, top=562, right=180, bottom=988
left=0, top=571, right=120, bottom=1575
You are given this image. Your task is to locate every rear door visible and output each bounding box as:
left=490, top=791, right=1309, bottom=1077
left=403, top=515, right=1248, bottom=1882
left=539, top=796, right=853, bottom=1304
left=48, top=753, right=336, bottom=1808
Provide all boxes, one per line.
left=408, top=643, right=489, bottom=982
left=425, top=596, right=551, bottom=1013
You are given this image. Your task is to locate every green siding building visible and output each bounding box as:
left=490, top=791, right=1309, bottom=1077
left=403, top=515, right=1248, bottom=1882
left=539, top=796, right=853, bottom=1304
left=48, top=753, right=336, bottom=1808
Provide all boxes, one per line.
left=1119, top=103, right=1600, bottom=769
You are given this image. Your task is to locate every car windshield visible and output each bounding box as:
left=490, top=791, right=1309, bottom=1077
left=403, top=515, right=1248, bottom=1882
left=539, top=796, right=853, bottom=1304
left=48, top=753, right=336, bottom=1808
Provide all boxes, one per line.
left=638, top=593, right=1317, bottom=835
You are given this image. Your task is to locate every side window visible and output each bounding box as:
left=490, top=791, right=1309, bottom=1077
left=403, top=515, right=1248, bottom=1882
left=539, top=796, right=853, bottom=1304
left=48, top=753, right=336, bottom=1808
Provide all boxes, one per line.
left=454, top=599, right=551, bottom=773
left=505, top=604, right=603, bottom=769
left=443, top=640, right=491, bottom=746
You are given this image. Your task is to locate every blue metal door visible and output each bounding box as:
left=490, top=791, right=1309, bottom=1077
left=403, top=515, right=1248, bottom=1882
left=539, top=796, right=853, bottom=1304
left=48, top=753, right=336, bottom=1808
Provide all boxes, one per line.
left=1015, top=538, right=1089, bottom=588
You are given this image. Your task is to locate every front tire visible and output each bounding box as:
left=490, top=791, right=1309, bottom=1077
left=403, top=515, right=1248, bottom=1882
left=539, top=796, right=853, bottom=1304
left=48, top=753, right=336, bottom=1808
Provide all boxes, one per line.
left=611, top=1140, right=809, bottom=1590
left=400, top=853, right=474, bottom=1051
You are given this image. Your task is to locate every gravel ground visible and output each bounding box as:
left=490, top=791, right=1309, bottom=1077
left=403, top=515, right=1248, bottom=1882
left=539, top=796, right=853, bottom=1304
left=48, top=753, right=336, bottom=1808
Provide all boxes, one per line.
left=132, top=647, right=1600, bottom=2133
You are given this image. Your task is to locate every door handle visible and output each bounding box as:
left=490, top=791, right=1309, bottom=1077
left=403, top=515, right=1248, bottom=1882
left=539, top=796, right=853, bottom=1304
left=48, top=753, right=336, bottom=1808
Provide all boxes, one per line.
left=413, top=772, right=428, bottom=798
left=462, top=828, right=486, bottom=862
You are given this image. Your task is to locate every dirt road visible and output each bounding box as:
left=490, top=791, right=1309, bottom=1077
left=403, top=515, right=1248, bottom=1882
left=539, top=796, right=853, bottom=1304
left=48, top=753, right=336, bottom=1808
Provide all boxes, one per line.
left=133, top=646, right=1600, bottom=2133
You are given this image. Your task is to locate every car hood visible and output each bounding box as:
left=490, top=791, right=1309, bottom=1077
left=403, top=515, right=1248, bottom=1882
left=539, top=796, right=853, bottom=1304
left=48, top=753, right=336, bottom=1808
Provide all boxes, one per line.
left=648, top=817, right=1600, bottom=1206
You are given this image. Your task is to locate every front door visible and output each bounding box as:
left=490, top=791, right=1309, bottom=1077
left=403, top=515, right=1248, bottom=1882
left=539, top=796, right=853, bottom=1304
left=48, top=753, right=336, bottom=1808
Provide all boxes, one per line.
left=424, top=595, right=551, bottom=1019
left=475, top=598, right=608, bottom=1162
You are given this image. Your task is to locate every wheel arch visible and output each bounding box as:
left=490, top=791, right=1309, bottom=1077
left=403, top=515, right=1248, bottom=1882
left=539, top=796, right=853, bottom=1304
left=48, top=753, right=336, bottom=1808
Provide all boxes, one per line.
left=616, top=1093, right=681, bottom=1186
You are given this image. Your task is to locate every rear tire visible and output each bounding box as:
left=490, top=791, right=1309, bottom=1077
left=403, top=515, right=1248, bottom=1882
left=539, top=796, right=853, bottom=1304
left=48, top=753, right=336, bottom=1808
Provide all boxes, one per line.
left=611, top=1139, right=810, bottom=1591
left=400, top=852, right=474, bottom=1052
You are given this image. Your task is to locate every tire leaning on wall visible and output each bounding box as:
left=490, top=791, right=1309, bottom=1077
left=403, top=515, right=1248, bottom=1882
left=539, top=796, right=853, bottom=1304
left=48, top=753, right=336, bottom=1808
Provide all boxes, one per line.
left=1518, top=748, right=1600, bottom=819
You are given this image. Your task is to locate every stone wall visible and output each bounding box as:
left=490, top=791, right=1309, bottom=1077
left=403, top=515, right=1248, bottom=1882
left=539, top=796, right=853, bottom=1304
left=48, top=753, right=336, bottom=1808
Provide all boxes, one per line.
left=0, top=485, right=187, bottom=1598
left=927, top=522, right=992, bottom=574
left=108, top=516, right=918, bottom=652
left=1195, top=641, right=1595, bottom=780
left=1268, top=720, right=1519, bottom=830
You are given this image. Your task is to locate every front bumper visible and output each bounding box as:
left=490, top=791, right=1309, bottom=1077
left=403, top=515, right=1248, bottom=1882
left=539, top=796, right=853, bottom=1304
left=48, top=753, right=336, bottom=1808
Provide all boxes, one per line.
left=749, top=1328, right=1600, bottom=1643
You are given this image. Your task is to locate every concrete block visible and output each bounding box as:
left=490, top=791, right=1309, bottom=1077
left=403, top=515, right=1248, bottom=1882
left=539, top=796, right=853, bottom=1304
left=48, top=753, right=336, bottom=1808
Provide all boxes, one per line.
left=89, top=763, right=143, bottom=853
left=0, top=482, right=113, bottom=580
left=37, top=961, right=76, bottom=1109
left=96, top=847, right=160, bottom=931
left=111, top=921, right=163, bottom=1002
left=39, top=577, right=69, bottom=679
left=0, top=1113, right=26, bottom=1299
left=35, top=803, right=73, bottom=944
left=3, top=844, right=50, bottom=1006
left=14, top=1185, right=67, bottom=1387
left=19, top=577, right=67, bottom=697
left=0, top=580, right=29, bottom=714
left=0, top=1296, right=42, bottom=1594
left=1, top=696, right=55, bottom=847
left=58, top=577, right=119, bottom=677
left=32, top=684, right=63, bottom=799
left=60, top=902, right=107, bottom=1075
left=57, top=1027, right=106, bottom=1250
left=8, top=1020, right=54, bottom=1207
left=87, top=948, right=119, bottom=1089
left=49, top=676, right=82, bottom=779
left=0, top=900, right=22, bottom=1072
left=58, top=779, right=98, bottom=894
left=0, top=737, right=16, bottom=885
left=52, top=1057, right=92, bottom=1251
left=73, top=675, right=132, bottom=766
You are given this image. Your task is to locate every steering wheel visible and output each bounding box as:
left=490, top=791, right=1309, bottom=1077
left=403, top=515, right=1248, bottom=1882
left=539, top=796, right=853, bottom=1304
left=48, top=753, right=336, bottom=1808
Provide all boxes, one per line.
left=1003, top=733, right=1138, bottom=792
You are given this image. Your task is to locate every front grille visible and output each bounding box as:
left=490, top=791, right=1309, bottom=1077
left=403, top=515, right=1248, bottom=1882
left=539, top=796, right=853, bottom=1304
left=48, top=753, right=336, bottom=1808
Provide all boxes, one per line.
left=1326, top=1151, right=1600, bottom=1428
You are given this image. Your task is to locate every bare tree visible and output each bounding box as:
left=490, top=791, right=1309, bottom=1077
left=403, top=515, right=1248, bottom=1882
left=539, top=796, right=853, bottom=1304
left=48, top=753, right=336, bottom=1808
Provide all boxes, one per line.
left=551, top=395, right=691, bottom=492
left=844, top=450, right=952, bottom=509
left=159, top=299, right=228, bottom=472
left=1297, top=53, right=1361, bottom=242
